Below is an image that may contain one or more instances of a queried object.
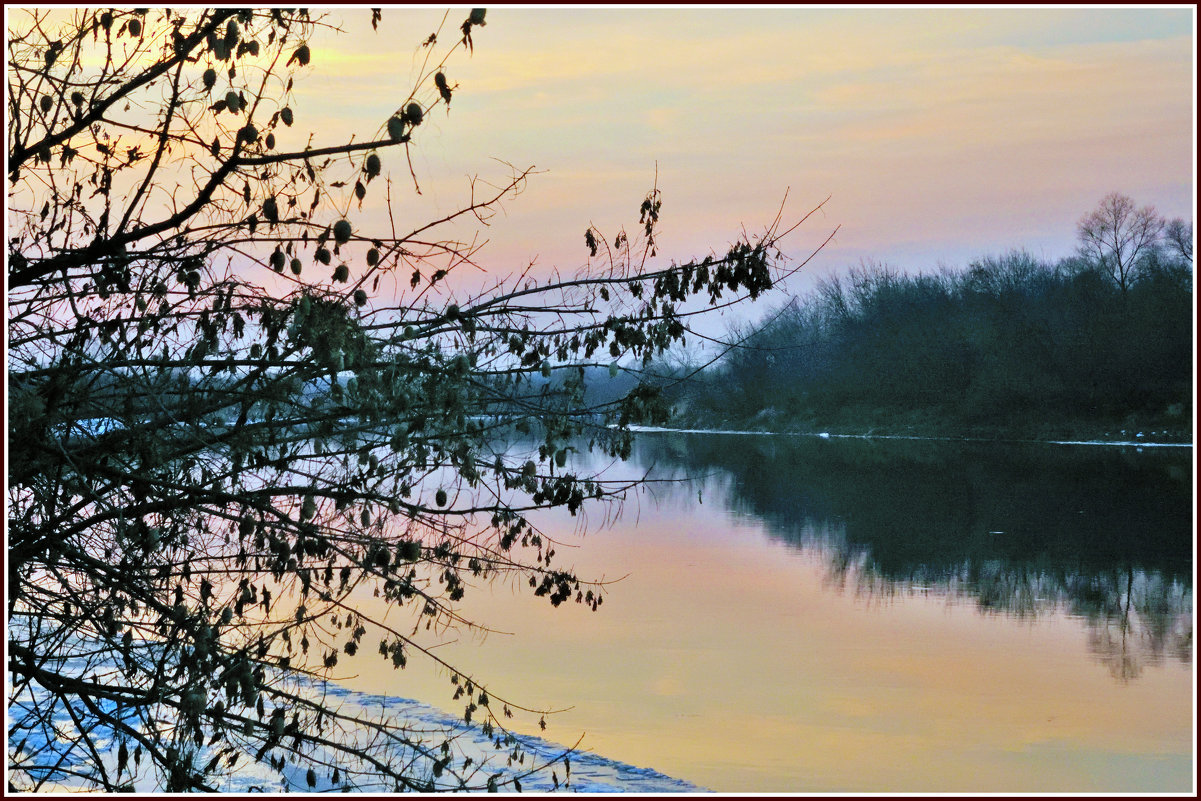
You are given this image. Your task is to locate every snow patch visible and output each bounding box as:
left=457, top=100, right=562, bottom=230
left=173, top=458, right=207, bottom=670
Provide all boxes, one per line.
left=8, top=645, right=700, bottom=793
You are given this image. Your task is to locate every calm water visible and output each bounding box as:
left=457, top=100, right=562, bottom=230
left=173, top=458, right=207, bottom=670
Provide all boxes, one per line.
left=341, top=433, right=1194, bottom=792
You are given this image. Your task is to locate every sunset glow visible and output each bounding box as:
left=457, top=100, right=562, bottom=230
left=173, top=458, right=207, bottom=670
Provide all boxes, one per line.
left=298, top=7, right=1194, bottom=304
left=6, top=6, right=1193, bottom=794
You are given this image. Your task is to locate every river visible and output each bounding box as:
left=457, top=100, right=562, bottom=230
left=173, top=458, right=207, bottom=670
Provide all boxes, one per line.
left=337, top=431, right=1194, bottom=792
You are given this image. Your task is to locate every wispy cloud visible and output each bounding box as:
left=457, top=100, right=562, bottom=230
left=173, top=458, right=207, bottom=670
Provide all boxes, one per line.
left=298, top=8, right=1193, bottom=290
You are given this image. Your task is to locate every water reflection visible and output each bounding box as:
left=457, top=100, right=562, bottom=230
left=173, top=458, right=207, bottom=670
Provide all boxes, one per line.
left=630, top=433, right=1193, bottom=681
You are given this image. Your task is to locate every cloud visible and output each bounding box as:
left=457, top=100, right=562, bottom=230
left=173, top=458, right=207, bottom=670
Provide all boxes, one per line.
left=299, top=9, right=1192, bottom=287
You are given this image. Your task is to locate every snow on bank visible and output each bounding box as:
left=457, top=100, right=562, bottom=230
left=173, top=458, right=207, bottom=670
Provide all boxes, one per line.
left=624, top=425, right=1192, bottom=448
left=1043, top=439, right=1191, bottom=448
left=623, top=425, right=780, bottom=436
left=8, top=652, right=701, bottom=793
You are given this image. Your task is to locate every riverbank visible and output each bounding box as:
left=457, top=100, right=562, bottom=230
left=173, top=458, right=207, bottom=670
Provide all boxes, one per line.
left=665, top=407, right=1194, bottom=447
left=8, top=644, right=702, bottom=793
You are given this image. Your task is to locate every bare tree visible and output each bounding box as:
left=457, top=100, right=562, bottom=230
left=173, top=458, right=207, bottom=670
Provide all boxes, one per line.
left=6, top=7, right=825, bottom=792
left=1162, top=217, right=1194, bottom=266
left=1076, top=192, right=1165, bottom=294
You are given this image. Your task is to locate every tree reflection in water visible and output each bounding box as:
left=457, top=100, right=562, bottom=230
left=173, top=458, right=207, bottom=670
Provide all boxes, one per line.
left=633, top=433, right=1192, bottom=682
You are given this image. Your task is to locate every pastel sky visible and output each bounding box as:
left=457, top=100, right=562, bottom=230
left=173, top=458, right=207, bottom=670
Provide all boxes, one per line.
left=293, top=6, right=1194, bottom=309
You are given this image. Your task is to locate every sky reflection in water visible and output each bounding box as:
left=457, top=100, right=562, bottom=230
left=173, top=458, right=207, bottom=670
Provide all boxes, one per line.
left=340, top=433, right=1193, bottom=793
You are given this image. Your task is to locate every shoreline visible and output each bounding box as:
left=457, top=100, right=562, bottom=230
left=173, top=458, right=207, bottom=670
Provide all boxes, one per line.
left=629, top=424, right=1194, bottom=449
left=8, top=642, right=702, bottom=794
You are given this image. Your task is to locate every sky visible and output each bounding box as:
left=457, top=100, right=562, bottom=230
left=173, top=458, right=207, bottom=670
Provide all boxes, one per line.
left=291, top=6, right=1193, bottom=312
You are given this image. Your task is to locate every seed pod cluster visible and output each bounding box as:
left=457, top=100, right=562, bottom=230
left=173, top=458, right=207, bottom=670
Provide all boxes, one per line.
left=386, top=115, right=405, bottom=142
left=332, top=219, right=352, bottom=244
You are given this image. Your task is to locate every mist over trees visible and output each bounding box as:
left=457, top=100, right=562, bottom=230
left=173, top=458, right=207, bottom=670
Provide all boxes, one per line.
left=6, top=8, right=818, bottom=792
left=680, top=194, right=1193, bottom=438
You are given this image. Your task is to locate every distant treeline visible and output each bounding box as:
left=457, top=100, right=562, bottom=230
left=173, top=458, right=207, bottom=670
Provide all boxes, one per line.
left=675, top=232, right=1192, bottom=438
